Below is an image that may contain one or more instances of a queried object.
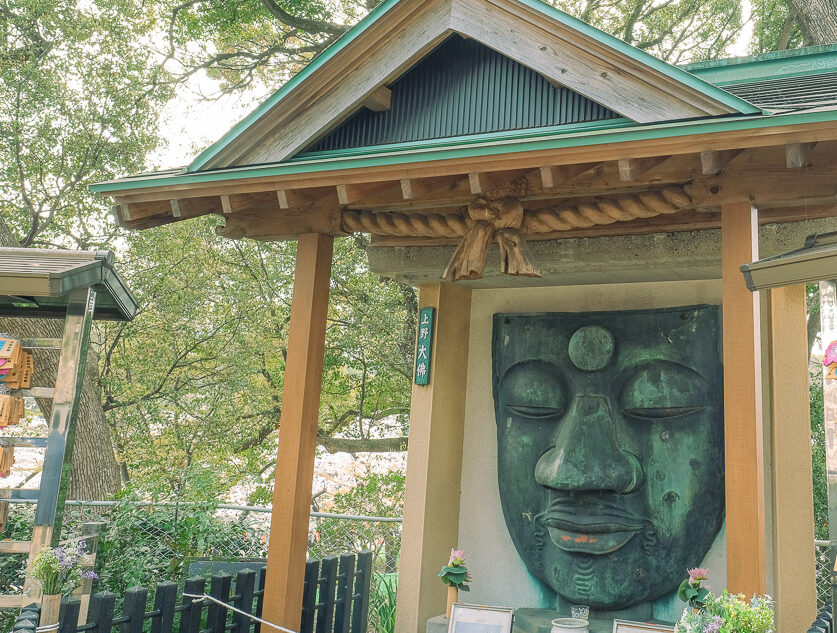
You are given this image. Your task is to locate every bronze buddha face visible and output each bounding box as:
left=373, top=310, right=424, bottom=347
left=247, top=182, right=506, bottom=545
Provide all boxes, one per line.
left=492, top=306, right=724, bottom=609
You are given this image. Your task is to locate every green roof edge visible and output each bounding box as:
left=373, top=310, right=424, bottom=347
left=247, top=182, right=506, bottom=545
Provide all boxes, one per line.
left=684, top=44, right=837, bottom=85
left=92, top=108, right=837, bottom=194
left=186, top=0, right=760, bottom=173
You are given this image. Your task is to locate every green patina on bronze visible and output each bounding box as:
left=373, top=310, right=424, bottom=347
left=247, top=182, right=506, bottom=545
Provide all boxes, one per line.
left=492, top=305, right=724, bottom=612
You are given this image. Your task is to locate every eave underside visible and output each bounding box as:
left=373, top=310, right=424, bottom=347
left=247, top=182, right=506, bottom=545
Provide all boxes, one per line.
left=105, top=121, right=837, bottom=258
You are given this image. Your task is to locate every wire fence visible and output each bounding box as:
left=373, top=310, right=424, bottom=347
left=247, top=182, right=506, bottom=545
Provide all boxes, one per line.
left=0, top=500, right=401, bottom=599
left=816, top=539, right=831, bottom=610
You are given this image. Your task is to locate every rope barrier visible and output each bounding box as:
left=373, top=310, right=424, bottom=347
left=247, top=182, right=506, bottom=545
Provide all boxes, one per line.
left=183, top=593, right=299, bottom=633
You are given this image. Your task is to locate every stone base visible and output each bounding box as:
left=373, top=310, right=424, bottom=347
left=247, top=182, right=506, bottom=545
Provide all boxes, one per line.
left=429, top=609, right=673, bottom=633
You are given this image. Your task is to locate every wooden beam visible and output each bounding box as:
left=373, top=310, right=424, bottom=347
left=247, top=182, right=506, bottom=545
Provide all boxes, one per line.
left=336, top=184, right=350, bottom=205
left=468, top=172, right=483, bottom=195
left=692, top=163, right=837, bottom=208
left=362, top=86, right=392, bottom=112
left=170, top=199, right=182, bottom=218
left=263, top=233, right=334, bottom=629
left=767, top=284, right=817, bottom=631
left=395, top=283, right=471, bottom=633
left=701, top=149, right=742, bottom=175
left=400, top=179, right=414, bottom=200
left=786, top=142, right=817, bottom=168
left=721, top=200, right=767, bottom=597
left=217, top=205, right=344, bottom=241
left=276, top=190, right=290, bottom=209
left=220, top=194, right=233, bottom=215
left=540, top=162, right=602, bottom=188
left=617, top=156, right=670, bottom=181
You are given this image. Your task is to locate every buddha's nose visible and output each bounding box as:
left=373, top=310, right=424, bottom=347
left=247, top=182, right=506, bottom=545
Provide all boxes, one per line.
left=534, top=394, right=643, bottom=494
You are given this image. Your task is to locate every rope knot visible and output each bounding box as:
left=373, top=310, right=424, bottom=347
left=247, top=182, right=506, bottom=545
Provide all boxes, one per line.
left=443, top=197, right=540, bottom=282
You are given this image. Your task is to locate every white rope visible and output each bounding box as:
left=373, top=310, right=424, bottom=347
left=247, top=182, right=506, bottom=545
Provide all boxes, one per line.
left=35, top=624, right=59, bottom=633
left=183, top=593, right=299, bottom=633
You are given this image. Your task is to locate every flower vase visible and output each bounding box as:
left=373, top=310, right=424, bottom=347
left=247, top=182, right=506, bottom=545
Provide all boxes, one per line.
left=446, top=585, right=458, bottom=619
left=40, top=594, right=61, bottom=626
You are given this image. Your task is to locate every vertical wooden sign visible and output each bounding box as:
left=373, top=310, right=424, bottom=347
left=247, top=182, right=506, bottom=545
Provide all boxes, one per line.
left=819, top=280, right=837, bottom=608
left=414, top=307, right=435, bottom=385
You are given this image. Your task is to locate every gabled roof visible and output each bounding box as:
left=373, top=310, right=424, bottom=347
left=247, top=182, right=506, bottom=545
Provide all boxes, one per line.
left=188, top=0, right=758, bottom=172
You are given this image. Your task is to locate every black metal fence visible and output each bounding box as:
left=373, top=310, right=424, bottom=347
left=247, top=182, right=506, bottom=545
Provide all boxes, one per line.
left=13, top=553, right=373, bottom=633
left=809, top=603, right=833, bottom=633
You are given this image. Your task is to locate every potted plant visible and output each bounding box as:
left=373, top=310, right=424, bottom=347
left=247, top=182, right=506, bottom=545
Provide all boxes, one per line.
left=29, top=540, right=98, bottom=626
left=674, top=569, right=774, bottom=633
left=438, top=548, right=470, bottom=619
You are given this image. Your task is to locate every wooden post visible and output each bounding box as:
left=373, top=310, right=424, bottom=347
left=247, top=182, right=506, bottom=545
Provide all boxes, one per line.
left=263, top=233, right=334, bottom=628
left=721, top=200, right=767, bottom=596
left=767, top=286, right=816, bottom=633
left=395, top=283, right=471, bottom=633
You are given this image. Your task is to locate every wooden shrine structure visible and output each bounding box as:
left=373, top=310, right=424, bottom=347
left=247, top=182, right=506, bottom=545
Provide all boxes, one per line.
left=92, top=0, right=837, bottom=630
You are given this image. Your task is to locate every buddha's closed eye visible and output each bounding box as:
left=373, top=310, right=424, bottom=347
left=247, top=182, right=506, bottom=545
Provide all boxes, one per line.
left=500, top=360, right=567, bottom=420
left=619, top=360, right=709, bottom=420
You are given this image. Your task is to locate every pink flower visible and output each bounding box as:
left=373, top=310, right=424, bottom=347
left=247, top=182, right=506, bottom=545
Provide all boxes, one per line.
left=449, top=548, right=465, bottom=565
left=688, top=567, right=709, bottom=582
left=825, top=341, right=837, bottom=366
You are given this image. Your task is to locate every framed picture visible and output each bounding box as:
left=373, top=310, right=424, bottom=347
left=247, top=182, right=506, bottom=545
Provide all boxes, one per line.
left=612, top=619, right=675, bottom=633
left=448, top=603, right=514, bottom=633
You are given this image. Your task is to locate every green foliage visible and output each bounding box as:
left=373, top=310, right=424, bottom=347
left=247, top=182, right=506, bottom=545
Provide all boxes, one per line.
left=99, top=224, right=414, bottom=494
left=369, top=573, right=398, bottom=633
left=677, top=578, right=709, bottom=609
left=546, top=0, right=743, bottom=63
left=438, top=565, right=469, bottom=591
left=312, top=472, right=404, bottom=565
left=0, top=0, right=172, bottom=248
left=676, top=592, right=774, bottom=633
left=750, top=0, right=804, bottom=54
left=96, top=485, right=268, bottom=594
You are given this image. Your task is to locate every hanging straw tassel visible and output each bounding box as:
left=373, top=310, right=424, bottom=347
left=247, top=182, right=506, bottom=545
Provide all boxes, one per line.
left=443, top=197, right=541, bottom=282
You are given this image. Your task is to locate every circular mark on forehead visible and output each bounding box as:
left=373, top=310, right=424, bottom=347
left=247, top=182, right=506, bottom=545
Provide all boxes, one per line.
left=568, top=326, right=614, bottom=371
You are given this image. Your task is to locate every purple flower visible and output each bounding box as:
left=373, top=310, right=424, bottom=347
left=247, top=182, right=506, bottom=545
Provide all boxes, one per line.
left=703, top=615, right=723, bottom=633
left=81, top=570, right=98, bottom=580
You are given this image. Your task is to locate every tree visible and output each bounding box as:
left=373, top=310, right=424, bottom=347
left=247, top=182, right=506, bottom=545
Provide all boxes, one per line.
left=0, top=0, right=172, bottom=498
left=98, top=218, right=414, bottom=497
left=750, top=0, right=837, bottom=54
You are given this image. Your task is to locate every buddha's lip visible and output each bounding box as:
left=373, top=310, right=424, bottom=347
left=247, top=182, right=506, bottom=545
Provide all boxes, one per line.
left=543, top=499, right=646, bottom=533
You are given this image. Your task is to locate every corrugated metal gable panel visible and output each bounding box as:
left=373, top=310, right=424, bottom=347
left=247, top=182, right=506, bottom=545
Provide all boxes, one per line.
left=301, top=35, right=620, bottom=154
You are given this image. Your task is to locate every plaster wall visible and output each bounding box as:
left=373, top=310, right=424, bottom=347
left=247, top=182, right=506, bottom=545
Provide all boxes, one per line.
left=457, top=280, right=730, bottom=617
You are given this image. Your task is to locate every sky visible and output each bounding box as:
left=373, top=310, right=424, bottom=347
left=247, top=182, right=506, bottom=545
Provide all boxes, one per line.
left=151, top=0, right=756, bottom=171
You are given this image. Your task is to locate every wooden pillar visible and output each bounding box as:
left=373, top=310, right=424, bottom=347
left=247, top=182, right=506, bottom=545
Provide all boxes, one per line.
left=721, top=200, right=767, bottom=596
left=767, top=284, right=816, bottom=630
left=263, top=233, right=334, bottom=628
left=395, top=283, right=472, bottom=633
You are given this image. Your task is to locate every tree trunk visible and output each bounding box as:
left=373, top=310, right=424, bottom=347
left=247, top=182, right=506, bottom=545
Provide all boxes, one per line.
left=0, top=218, right=121, bottom=500
left=787, top=0, right=837, bottom=46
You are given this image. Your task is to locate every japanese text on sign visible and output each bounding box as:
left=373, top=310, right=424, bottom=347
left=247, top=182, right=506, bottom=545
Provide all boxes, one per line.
left=414, top=307, right=435, bottom=385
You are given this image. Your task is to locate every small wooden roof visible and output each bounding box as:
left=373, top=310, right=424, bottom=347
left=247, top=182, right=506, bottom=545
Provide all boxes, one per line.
left=0, top=248, right=137, bottom=321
